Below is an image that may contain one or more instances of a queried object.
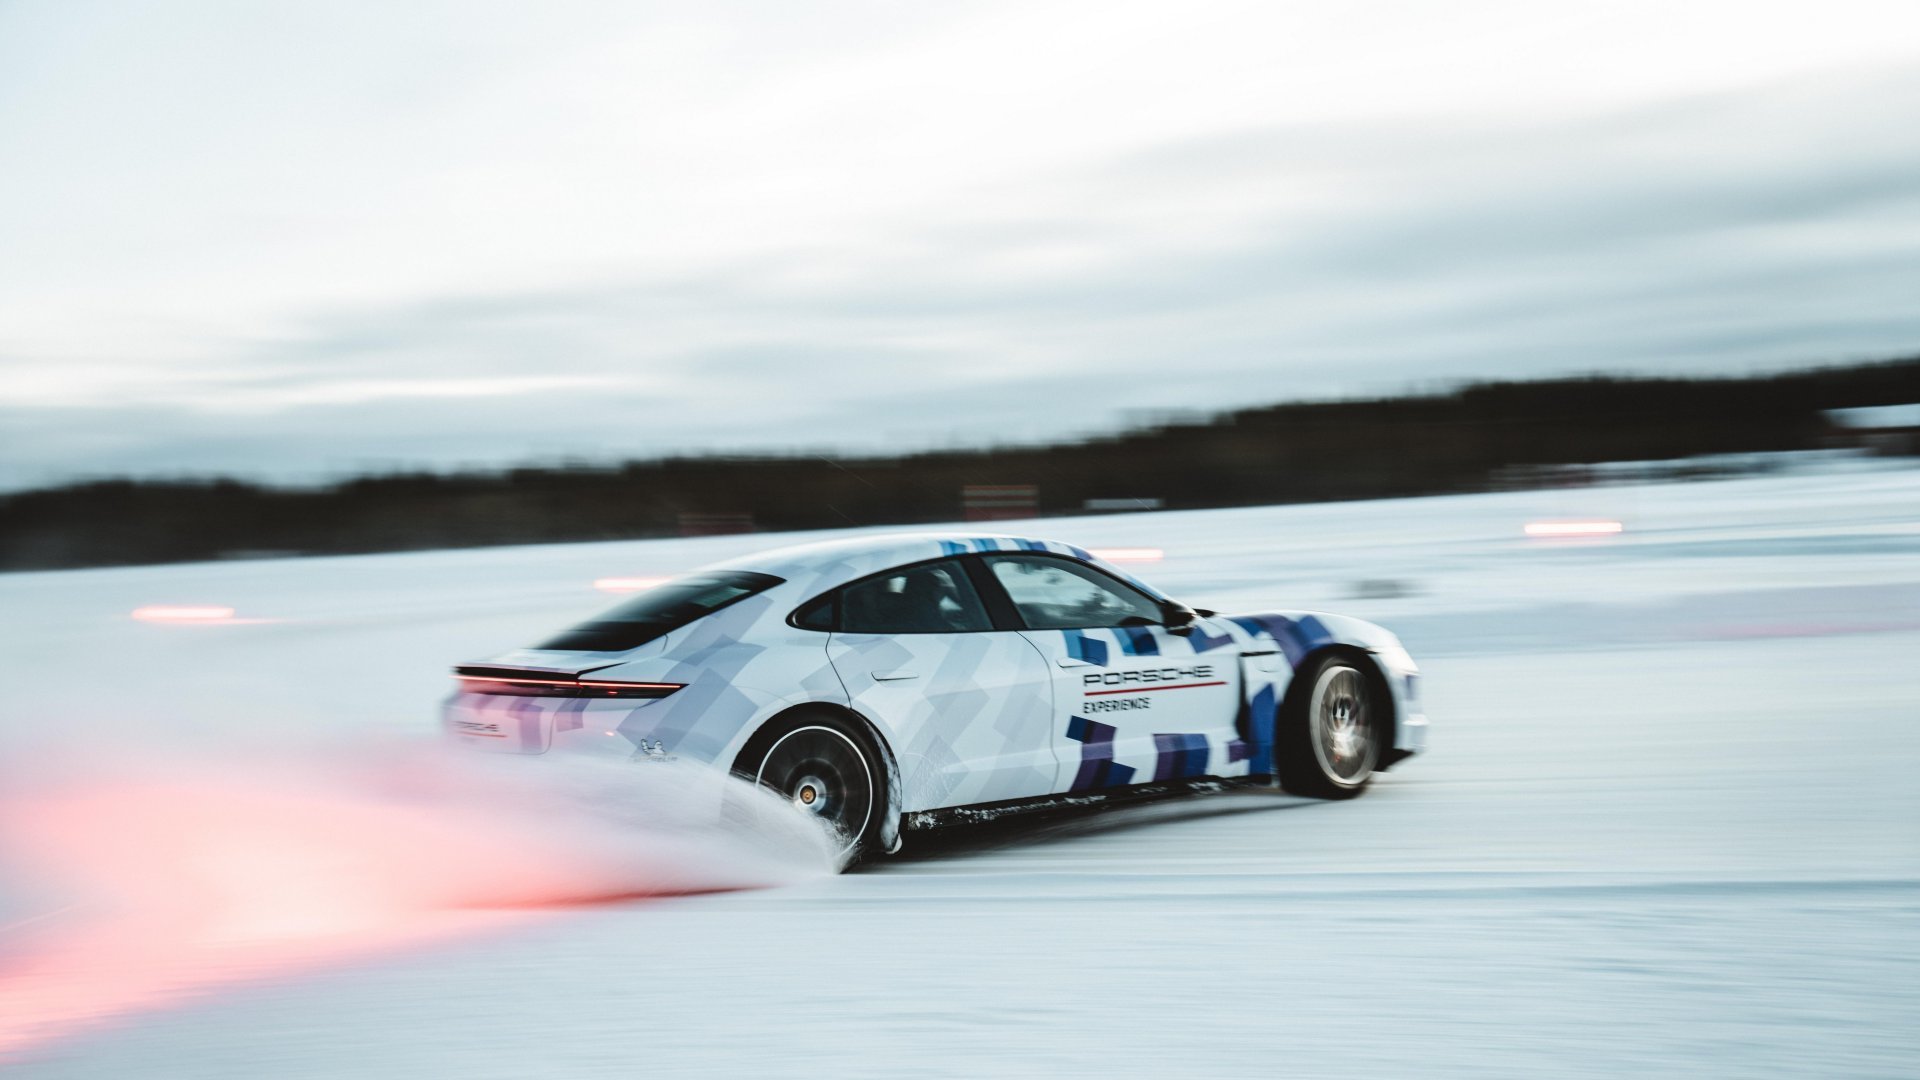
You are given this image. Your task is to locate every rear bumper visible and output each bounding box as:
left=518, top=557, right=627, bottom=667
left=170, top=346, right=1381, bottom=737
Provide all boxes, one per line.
left=442, top=691, right=554, bottom=753
left=441, top=691, right=684, bottom=759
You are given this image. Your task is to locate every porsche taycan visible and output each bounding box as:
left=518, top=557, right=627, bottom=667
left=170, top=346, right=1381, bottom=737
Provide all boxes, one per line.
left=443, top=534, right=1427, bottom=859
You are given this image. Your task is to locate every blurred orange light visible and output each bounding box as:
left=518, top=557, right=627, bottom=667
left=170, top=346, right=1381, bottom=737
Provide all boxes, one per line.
left=1524, top=520, right=1624, bottom=537
left=1090, top=547, right=1164, bottom=562
left=594, top=576, right=670, bottom=593
left=131, top=605, right=238, bottom=623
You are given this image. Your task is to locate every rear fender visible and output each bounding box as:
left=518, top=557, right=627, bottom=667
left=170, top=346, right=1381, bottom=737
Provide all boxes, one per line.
left=727, top=701, right=905, bottom=856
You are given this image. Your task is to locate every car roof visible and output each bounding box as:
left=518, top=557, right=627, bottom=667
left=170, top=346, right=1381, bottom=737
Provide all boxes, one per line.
left=696, top=532, right=1168, bottom=599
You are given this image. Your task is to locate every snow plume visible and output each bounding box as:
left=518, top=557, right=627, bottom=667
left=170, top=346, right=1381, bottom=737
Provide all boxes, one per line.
left=0, top=740, right=838, bottom=1057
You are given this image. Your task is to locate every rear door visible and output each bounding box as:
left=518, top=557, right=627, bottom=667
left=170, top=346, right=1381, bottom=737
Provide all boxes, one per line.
left=975, top=553, right=1244, bottom=794
left=823, top=557, right=1061, bottom=811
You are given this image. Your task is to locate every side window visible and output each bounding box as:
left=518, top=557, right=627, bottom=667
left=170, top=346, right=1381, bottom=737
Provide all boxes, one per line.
left=837, top=559, right=993, bottom=634
left=984, top=554, right=1164, bottom=630
left=792, top=595, right=834, bottom=631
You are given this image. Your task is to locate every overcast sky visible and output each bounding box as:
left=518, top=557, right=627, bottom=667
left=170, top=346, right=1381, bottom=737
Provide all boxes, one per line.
left=4, top=0, right=1919, bottom=490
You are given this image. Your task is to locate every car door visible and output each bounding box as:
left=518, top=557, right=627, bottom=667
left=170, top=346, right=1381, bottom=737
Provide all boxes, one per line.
left=976, top=553, right=1244, bottom=794
left=822, top=557, right=1061, bottom=812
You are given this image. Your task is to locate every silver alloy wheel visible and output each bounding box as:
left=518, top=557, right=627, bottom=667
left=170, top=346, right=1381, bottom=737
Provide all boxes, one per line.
left=754, top=725, right=875, bottom=855
left=1308, top=663, right=1377, bottom=787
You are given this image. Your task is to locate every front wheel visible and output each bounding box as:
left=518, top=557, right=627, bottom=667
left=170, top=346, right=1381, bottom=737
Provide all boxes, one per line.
left=748, top=722, right=880, bottom=863
left=1275, top=656, right=1382, bottom=799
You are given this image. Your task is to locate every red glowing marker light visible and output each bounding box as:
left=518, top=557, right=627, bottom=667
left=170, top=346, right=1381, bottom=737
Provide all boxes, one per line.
left=452, top=667, right=684, bottom=699
left=1523, top=520, right=1624, bottom=538
left=575, top=679, right=685, bottom=694
left=131, top=605, right=238, bottom=623
left=1089, top=547, right=1164, bottom=563
left=594, top=576, right=670, bottom=593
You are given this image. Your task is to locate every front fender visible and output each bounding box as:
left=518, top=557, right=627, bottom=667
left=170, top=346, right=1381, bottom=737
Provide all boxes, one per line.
left=1224, top=609, right=1426, bottom=763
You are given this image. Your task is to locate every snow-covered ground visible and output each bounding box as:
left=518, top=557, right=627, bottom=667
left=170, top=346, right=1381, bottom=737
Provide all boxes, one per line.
left=3, top=463, right=1918, bottom=1077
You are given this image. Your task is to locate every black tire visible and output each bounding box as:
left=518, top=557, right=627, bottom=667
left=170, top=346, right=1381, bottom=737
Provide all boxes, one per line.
left=1275, top=654, right=1383, bottom=799
left=739, top=716, right=884, bottom=864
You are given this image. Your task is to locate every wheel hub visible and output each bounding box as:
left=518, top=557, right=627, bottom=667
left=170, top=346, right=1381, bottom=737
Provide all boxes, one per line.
left=1312, top=665, right=1376, bottom=784
left=791, top=773, right=832, bottom=815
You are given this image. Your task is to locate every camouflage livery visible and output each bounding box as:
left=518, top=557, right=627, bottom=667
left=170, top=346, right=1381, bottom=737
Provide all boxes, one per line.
left=443, top=533, right=1428, bottom=851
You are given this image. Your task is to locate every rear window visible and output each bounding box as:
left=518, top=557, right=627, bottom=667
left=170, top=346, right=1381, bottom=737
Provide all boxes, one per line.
left=535, top=570, right=782, bottom=652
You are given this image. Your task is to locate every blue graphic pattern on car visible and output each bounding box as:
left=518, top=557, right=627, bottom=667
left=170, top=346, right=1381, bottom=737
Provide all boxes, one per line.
left=1227, top=613, right=1337, bottom=665
left=1065, top=715, right=1134, bottom=791
left=1246, top=683, right=1280, bottom=773
left=1061, top=629, right=1110, bottom=667
left=1118, top=625, right=1160, bottom=656
left=1184, top=621, right=1238, bottom=652
left=1152, top=732, right=1209, bottom=780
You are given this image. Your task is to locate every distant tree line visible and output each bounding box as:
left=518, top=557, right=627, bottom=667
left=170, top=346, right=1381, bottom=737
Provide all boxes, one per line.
left=3, top=357, right=1916, bottom=571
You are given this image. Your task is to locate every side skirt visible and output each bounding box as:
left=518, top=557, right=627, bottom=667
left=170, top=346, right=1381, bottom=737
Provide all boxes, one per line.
left=901, top=774, right=1275, bottom=832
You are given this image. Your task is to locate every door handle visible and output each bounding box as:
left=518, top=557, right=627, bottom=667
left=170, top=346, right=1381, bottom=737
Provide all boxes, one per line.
left=872, top=670, right=919, bottom=681
left=1056, top=657, right=1096, bottom=669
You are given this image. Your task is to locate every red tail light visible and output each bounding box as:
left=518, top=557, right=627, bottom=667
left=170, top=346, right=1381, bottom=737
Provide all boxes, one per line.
left=452, top=666, right=683, bottom=699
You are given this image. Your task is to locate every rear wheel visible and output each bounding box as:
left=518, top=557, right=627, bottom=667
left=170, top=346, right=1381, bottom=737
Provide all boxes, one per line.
left=1276, top=656, right=1381, bottom=799
left=749, top=722, right=880, bottom=862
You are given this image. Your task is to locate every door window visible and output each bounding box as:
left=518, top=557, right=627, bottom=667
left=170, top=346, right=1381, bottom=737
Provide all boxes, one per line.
left=837, top=559, right=993, bottom=634
left=983, top=554, right=1164, bottom=630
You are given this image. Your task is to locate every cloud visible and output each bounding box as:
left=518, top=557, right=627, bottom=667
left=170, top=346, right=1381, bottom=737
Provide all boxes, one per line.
left=2, top=2, right=1919, bottom=488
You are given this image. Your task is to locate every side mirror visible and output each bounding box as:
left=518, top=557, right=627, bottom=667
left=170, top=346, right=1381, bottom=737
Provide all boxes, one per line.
left=1161, top=601, right=1197, bottom=633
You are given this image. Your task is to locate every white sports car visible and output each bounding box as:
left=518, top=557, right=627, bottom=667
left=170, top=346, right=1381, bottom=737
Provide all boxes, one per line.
left=444, top=533, right=1427, bottom=859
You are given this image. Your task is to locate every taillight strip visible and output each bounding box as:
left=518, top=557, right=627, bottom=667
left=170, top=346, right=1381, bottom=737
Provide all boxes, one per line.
left=452, top=666, right=683, bottom=699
